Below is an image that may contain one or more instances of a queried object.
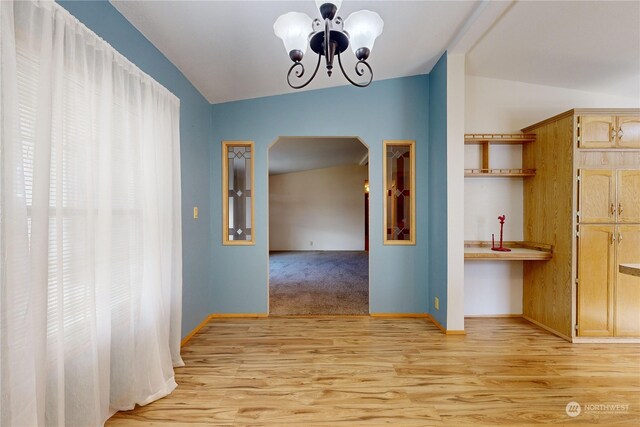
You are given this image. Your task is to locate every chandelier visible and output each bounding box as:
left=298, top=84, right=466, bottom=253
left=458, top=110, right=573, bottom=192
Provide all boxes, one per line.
left=274, top=0, right=384, bottom=89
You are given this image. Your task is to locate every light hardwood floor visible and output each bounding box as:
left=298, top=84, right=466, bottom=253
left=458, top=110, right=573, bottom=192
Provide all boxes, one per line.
left=107, top=317, right=640, bottom=426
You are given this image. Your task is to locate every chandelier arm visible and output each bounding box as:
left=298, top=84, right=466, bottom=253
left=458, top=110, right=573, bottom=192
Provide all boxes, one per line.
left=337, top=52, right=373, bottom=88
left=286, top=54, right=322, bottom=89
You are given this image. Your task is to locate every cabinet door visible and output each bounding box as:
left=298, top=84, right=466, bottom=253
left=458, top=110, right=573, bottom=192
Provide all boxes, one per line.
left=616, top=116, right=640, bottom=148
left=579, top=169, right=615, bottom=223
left=577, top=225, right=615, bottom=337
left=615, top=225, right=640, bottom=336
left=579, top=116, right=616, bottom=148
left=617, top=170, right=640, bottom=223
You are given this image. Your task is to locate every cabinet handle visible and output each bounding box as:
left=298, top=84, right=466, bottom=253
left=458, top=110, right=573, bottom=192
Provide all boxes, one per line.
left=618, top=128, right=624, bottom=139
left=611, top=233, right=616, bottom=244
left=610, top=203, right=615, bottom=216
left=619, top=232, right=623, bottom=243
left=610, top=128, right=617, bottom=141
left=618, top=203, right=623, bottom=216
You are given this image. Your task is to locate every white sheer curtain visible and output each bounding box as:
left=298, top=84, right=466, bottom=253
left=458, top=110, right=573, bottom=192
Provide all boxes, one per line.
left=1, top=1, right=183, bottom=425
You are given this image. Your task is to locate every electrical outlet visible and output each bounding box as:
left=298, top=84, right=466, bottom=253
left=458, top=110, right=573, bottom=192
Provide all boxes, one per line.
left=193, top=206, right=199, bottom=219
left=434, top=297, right=439, bottom=311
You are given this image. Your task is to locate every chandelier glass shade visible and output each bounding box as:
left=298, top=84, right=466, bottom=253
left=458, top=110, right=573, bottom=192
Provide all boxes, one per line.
left=273, top=12, right=313, bottom=58
left=273, top=1, right=383, bottom=89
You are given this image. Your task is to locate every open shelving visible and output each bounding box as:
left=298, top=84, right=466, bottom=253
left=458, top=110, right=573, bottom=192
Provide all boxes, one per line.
left=464, top=133, right=536, bottom=177
left=463, top=133, right=550, bottom=261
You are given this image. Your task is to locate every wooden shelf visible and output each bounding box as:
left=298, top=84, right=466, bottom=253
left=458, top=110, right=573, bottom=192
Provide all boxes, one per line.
left=465, top=134, right=537, bottom=144
left=465, top=168, right=536, bottom=177
left=465, top=134, right=536, bottom=178
left=464, top=241, right=552, bottom=261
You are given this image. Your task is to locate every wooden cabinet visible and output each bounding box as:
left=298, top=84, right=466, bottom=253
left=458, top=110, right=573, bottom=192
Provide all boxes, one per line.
left=577, top=169, right=640, bottom=337
left=579, top=169, right=614, bottom=223
left=577, top=225, right=615, bottom=336
left=579, top=116, right=616, bottom=148
left=578, top=114, right=640, bottom=148
left=579, top=169, right=640, bottom=223
left=576, top=169, right=640, bottom=338
left=522, top=108, right=640, bottom=342
left=577, top=224, right=640, bottom=337
left=615, top=225, right=640, bottom=336
left=617, top=170, right=640, bottom=223
left=618, top=117, right=640, bottom=148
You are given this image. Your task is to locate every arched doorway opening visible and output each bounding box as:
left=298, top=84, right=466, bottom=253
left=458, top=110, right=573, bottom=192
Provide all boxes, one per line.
left=267, top=137, right=370, bottom=315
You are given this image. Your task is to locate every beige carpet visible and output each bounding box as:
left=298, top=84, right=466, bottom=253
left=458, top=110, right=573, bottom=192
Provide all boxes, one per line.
left=269, top=251, right=369, bottom=315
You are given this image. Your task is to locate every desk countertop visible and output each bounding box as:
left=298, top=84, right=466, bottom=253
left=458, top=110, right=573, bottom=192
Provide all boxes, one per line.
left=464, top=241, right=552, bottom=261
left=619, top=264, right=640, bottom=278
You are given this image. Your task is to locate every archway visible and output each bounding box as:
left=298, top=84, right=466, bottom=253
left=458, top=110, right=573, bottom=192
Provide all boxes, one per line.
left=267, top=137, right=370, bottom=315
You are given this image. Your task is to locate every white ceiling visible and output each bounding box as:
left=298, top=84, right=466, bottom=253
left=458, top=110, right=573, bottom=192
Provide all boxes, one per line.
left=269, top=137, right=367, bottom=175
left=111, top=0, right=478, bottom=104
left=466, top=0, right=640, bottom=99
left=110, top=0, right=640, bottom=104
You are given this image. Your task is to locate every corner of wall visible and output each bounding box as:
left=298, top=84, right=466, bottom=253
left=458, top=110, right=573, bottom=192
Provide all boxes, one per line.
left=445, top=53, right=466, bottom=332
left=427, top=51, right=448, bottom=328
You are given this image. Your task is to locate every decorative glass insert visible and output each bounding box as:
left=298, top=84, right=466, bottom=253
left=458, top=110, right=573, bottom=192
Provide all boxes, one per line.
left=384, top=140, right=416, bottom=245
left=222, top=141, right=254, bottom=245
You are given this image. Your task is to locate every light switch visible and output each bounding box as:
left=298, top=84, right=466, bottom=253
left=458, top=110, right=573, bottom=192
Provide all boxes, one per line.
left=193, top=207, right=199, bottom=219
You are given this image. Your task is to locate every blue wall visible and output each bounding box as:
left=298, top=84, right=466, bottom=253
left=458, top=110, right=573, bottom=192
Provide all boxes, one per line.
left=211, top=76, right=434, bottom=314
left=58, top=1, right=212, bottom=337
left=56, top=1, right=450, bottom=329
left=428, top=53, right=448, bottom=327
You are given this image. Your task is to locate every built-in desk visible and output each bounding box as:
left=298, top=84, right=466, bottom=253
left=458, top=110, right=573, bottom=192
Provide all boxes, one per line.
left=619, top=264, right=640, bottom=278
left=464, top=241, right=553, bottom=261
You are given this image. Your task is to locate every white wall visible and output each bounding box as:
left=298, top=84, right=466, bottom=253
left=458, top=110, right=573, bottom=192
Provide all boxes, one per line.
left=447, top=54, right=466, bottom=331
left=464, top=75, right=639, bottom=316
left=269, top=164, right=368, bottom=251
